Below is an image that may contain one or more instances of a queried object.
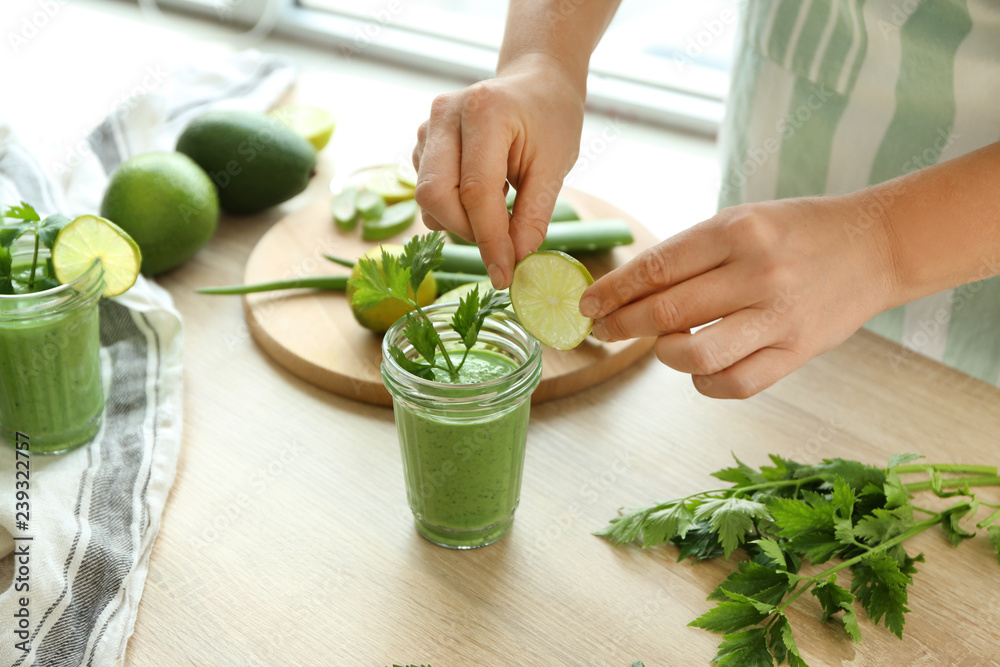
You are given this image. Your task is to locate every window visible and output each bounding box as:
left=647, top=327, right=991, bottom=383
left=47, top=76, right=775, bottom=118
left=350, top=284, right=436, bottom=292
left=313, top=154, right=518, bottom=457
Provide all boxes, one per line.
left=153, top=0, right=742, bottom=134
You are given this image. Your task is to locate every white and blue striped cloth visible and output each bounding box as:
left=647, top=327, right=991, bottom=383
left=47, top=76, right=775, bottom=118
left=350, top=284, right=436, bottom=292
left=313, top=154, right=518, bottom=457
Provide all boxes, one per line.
left=0, top=50, right=295, bottom=667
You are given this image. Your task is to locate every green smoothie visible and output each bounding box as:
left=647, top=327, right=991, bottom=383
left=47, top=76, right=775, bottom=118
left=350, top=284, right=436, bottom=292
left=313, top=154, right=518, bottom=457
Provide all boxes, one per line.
left=0, top=260, right=104, bottom=454
left=394, top=349, right=531, bottom=548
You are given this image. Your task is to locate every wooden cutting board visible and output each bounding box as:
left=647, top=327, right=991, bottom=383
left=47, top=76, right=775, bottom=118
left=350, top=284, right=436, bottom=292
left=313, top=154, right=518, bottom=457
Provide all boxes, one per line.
left=242, top=188, right=659, bottom=406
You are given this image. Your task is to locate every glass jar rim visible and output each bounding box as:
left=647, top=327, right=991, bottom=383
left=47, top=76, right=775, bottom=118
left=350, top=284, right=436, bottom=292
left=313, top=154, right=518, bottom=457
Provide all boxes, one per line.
left=0, top=250, right=104, bottom=319
left=381, top=302, right=542, bottom=398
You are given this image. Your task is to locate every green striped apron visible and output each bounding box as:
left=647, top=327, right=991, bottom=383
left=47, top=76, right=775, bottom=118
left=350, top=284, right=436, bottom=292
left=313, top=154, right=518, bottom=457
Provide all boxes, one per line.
left=719, top=0, right=1000, bottom=385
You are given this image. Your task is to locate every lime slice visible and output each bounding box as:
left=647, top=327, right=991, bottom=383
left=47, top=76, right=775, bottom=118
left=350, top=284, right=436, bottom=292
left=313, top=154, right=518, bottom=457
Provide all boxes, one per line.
left=269, top=105, right=336, bottom=151
left=347, top=165, right=415, bottom=203
left=355, top=190, right=387, bottom=221
left=396, top=163, right=418, bottom=188
left=331, top=186, right=359, bottom=230
left=361, top=199, right=417, bottom=242
left=509, top=250, right=594, bottom=350
left=52, top=215, right=142, bottom=297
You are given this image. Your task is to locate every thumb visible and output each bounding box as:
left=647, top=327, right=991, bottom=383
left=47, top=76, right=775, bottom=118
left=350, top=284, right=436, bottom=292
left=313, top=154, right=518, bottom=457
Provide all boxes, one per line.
left=509, top=172, right=561, bottom=263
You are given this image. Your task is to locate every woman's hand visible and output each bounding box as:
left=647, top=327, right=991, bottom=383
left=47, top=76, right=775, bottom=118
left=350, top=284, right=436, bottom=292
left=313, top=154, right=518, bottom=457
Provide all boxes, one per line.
left=580, top=195, right=902, bottom=398
left=412, top=54, right=586, bottom=289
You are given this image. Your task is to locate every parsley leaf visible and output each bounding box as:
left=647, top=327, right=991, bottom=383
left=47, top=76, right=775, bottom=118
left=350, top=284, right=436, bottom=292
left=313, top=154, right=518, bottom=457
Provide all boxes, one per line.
left=641, top=501, right=696, bottom=547
left=38, top=214, right=71, bottom=249
left=850, top=552, right=913, bottom=638
left=403, top=231, right=444, bottom=293
left=4, top=201, right=40, bottom=222
left=451, top=285, right=481, bottom=349
left=811, top=575, right=861, bottom=642
left=0, top=222, right=32, bottom=249
left=387, top=346, right=434, bottom=381
left=695, top=497, right=772, bottom=558
left=711, top=454, right=768, bottom=487
left=887, top=453, right=924, bottom=468
left=403, top=313, right=438, bottom=366
left=711, top=628, right=772, bottom=667
left=988, top=526, right=1000, bottom=566
left=753, top=538, right=787, bottom=570
left=688, top=599, right=768, bottom=634
left=709, top=560, right=790, bottom=606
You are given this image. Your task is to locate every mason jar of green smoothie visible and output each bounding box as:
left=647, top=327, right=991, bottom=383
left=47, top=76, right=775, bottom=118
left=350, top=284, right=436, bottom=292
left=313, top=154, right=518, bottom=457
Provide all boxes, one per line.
left=0, top=251, right=105, bottom=454
left=382, top=303, right=542, bottom=549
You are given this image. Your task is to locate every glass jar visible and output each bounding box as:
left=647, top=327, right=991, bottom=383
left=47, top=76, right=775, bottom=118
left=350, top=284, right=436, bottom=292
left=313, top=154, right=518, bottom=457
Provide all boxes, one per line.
left=382, top=304, right=542, bottom=549
left=0, top=252, right=105, bottom=454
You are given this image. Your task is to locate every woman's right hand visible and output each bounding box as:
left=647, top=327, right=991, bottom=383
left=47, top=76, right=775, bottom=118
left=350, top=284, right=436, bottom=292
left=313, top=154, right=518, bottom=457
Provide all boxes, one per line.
left=412, top=53, right=587, bottom=289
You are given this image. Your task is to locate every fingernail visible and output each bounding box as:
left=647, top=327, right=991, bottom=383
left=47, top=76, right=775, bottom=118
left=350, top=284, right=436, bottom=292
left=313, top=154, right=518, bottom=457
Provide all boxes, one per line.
left=487, top=263, right=506, bottom=288
left=579, top=294, right=600, bottom=318
left=592, top=319, right=609, bottom=341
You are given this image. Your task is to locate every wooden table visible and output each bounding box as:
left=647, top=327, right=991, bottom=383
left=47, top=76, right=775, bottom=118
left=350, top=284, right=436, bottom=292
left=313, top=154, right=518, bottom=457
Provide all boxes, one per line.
left=29, top=4, right=998, bottom=665
left=125, top=159, right=1000, bottom=667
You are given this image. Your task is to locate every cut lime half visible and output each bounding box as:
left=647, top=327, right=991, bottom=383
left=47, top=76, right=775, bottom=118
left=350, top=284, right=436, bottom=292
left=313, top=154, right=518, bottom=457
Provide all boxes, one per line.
left=270, top=104, right=336, bottom=151
left=347, top=165, right=416, bottom=203
left=509, top=250, right=594, bottom=350
left=52, top=215, right=142, bottom=297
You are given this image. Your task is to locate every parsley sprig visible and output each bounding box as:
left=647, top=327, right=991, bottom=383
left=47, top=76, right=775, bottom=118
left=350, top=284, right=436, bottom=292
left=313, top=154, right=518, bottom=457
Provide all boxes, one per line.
left=349, top=232, right=512, bottom=383
left=596, top=453, right=1000, bottom=666
left=1, top=201, right=70, bottom=294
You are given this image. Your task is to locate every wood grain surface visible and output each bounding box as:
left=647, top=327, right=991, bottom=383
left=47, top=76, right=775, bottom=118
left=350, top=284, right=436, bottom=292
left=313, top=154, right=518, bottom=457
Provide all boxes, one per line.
left=241, top=188, right=658, bottom=406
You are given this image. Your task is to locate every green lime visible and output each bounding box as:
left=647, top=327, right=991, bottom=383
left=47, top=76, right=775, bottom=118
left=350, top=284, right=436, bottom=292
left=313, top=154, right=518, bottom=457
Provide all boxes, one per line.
left=52, top=215, right=142, bottom=297
left=269, top=104, right=336, bottom=151
left=347, top=244, right=436, bottom=333
left=433, top=280, right=493, bottom=305
left=100, top=152, right=219, bottom=276
left=509, top=250, right=594, bottom=350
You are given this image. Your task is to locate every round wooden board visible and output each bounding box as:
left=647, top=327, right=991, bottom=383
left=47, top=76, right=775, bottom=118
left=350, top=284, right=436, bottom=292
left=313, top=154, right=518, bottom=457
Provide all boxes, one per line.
left=242, top=188, right=658, bottom=406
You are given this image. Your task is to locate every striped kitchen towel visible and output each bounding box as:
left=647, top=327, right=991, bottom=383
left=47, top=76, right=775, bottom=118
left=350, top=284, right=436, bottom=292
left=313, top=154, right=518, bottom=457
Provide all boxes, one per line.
left=0, top=49, right=296, bottom=666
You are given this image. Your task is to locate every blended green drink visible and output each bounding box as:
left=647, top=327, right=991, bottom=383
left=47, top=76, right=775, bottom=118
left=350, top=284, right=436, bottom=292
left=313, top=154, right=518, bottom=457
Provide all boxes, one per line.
left=0, top=253, right=105, bottom=454
left=383, top=306, right=542, bottom=549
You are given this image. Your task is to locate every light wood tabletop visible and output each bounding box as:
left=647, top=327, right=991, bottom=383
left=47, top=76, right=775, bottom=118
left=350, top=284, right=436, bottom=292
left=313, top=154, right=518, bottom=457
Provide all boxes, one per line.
left=15, top=3, right=1000, bottom=665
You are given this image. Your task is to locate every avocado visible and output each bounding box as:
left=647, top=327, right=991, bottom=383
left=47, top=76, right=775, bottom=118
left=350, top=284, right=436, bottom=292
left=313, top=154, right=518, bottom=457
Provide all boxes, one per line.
left=176, top=110, right=317, bottom=214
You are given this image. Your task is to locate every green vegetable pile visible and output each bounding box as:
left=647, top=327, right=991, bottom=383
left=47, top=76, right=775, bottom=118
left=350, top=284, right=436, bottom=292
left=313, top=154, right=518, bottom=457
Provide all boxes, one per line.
left=596, top=453, right=1000, bottom=666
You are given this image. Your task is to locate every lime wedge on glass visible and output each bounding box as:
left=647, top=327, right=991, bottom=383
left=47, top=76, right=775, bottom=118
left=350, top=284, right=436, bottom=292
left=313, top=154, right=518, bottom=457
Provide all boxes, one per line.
left=52, top=215, right=142, bottom=297
left=509, top=250, right=594, bottom=350
left=270, top=105, right=336, bottom=151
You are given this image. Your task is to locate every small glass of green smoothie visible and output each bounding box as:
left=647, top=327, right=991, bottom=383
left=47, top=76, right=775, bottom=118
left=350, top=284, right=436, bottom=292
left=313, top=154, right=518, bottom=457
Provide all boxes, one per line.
left=382, top=303, right=542, bottom=549
left=0, top=250, right=105, bottom=454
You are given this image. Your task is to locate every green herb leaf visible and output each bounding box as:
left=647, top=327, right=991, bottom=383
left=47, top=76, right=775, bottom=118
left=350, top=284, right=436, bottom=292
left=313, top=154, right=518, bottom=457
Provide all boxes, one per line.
left=709, top=560, right=790, bottom=606
left=403, top=313, right=438, bottom=366
left=753, top=538, right=787, bottom=570
left=592, top=505, right=650, bottom=545
left=688, top=599, right=768, bottom=635
left=850, top=552, right=913, bottom=639
left=349, top=251, right=412, bottom=311
left=672, top=523, right=724, bottom=561
left=853, top=506, right=914, bottom=547
left=988, top=526, right=1000, bottom=566
left=0, top=222, right=32, bottom=249
left=711, top=454, right=768, bottom=487
left=0, top=246, right=12, bottom=294
left=641, top=501, right=696, bottom=547
left=811, top=575, right=861, bottom=641
left=694, top=497, right=772, bottom=558
left=4, top=201, right=40, bottom=222
left=883, top=470, right=910, bottom=509
left=887, top=453, right=924, bottom=468
left=388, top=346, right=434, bottom=381
left=38, top=214, right=71, bottom=249
left=796, top=458, right=886, bottom=494
left=711, top=628, right=772, bottom=667
left=939, top=503, right=975, bottom=547
left=403, top=231, right=445, bottom=293
left=720, top=589, right=776, bottom=614
left=451, top=285, right=481, bottom=349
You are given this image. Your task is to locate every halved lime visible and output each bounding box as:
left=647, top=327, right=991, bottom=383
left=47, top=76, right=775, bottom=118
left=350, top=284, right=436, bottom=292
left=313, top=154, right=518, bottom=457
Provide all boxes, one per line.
left=509, top=250, right=594, bottom=350
left=52, top=215, right=142, bottom=297
left=270, top=105, right=336, bottom=151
